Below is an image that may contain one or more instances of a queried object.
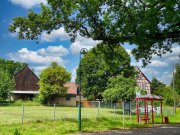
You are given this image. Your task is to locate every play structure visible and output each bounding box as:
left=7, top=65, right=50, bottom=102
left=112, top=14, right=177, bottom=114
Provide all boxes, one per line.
left=135, top=94, right=163, bottom=124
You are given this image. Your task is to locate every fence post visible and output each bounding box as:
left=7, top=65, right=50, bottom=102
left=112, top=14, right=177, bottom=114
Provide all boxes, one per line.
left=54, top=104, right=56, bottom=121
left=22, top=102, right=24, bottom=124
left=97, top=101, right=100, bottom=117
left=122, top=102, right=125, bottom=126
left=130, top=101, right=132, bottom=124
left=114, top=106, right=116, bottom=119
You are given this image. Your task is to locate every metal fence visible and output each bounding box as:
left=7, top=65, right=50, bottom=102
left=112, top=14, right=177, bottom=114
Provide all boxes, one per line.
left=0, top=101, right=175, bottom=125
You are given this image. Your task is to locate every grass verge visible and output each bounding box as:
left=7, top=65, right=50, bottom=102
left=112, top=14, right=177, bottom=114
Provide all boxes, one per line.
left=0, top=118, right=153, bottom=135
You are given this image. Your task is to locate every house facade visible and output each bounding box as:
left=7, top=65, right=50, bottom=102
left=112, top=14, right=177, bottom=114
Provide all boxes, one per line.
left=135, top=66, right=151, bottom=94
left=11, top=66, right=39, bottom=100
left=50, top=82, right=78, bottom=106
left=11, top=67, right=78, bottom=106
left=11, top=66, right=151, bottom=105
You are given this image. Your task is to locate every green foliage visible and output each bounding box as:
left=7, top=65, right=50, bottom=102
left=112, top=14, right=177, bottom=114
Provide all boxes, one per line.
left=9, top=0, right=180, bottom=66
left=38, top=62, right=71, bottom=104
left=151, top=77, right=166, bottom=94
left=0, top=58, right=26, bottom=101
left=12, top=100, right=40, bottom=106
left=0, top=58, right=27, bottom=77
left=76, top=43, right=134, bottom=100
left=13, top=128, right=21, bottom=135
left=155, top=86, right=175, bottom=106
left=0, top=69, right=15, bottom=100
left=103, top=75, right=136, bottom=102
left=135, top=87, right=147, bottom=95
left=151, top=77, right=177, bottom=106
left=172, top=63, right=180, bottom=95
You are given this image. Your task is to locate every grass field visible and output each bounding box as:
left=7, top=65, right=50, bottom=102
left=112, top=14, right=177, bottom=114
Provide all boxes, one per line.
left=0, top=104, right=179, bottom=135
left=0, top=105, right=130, bottom=124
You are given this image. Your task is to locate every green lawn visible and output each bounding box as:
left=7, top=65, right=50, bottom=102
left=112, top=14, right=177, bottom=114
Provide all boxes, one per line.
left=0, top=105, right=130, bottom=124
left=0, top=105, right=179, bottom=135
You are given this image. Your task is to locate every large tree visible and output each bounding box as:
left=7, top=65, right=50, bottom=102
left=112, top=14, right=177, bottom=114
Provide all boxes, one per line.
left=0, top=70, right=15, bottom=100
left=151, top=77, right=165, bottom=94
left=172, top=63, right=180, bottom=95
left=155, top=86, right=175, bottom=106
left=0, top=58, right=27, bottom=77
left=76, top=43, right=134, bottom=100
left=0, top=58, right=26, bottom=100
left=9, top=0, right=180, bottom=66
left=38, top=62, right=71, bottom=104
left=103, top=75, right=136, bottom=102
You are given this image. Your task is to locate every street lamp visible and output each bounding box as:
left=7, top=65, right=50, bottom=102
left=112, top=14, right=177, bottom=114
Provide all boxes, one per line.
left=78, top=48, right=88, bottom=131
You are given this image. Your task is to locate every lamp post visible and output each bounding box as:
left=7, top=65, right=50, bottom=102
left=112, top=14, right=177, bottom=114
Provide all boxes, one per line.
left=78, top=48, right=88, bottom=131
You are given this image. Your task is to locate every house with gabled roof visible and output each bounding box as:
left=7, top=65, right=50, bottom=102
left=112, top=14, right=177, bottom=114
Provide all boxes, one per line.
left=11, top=66, right=78, bottom=106
left=135, top=66, right=151, bottom=94
left=11, top=66, right=151, bottom=105
left=11, top=66, right=39, bottom=100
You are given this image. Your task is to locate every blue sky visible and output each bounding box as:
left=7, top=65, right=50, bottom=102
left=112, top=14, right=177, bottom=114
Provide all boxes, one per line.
left=0, top=0, right=179, bottom=84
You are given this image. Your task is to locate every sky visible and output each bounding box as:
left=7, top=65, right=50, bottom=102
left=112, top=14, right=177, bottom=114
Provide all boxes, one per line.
left=0, top=0, right=179, bottom=84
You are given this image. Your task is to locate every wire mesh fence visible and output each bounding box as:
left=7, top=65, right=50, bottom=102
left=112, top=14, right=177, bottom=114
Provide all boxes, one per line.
left=0, top=101, right=176, bottom=125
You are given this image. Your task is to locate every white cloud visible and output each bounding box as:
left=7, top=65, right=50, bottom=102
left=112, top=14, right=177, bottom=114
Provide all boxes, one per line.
left=9, top=28, right=20, bottom=38
left=161, top=71, right=173, bottom=84
left=8, top=45, right=69, bottom=75
left=148, top=60, right=168, bottom=67
left=151, top=45, right=180, bottom=65
left=10, top=0, right=47, bottom=9
left=38, top=45, right=69, bottom=56
left=141, top=68, right=160, bottom=76
left=9, top=48, right=65, bottom=66
left=70, top=34, right=100, bottom=54
left=41, top=27, right=70, bottom=42
left=127, top=44, right=180, bottom=84
left=131, top=60, right=143, bottom=67
left=30, top=66, right=48, bottom=76
left=70, top=67, right=77, bottom=82
left=41, top=27, right=100, bottom=54
left=153, top=46, right=180, bottom=59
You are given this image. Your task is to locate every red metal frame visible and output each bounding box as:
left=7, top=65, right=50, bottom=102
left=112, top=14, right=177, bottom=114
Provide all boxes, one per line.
left=135, top=95, right=163, bottom=124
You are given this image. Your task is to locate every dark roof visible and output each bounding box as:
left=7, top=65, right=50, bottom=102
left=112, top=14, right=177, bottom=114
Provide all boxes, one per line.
left=15, top=66, right=39, bottom=80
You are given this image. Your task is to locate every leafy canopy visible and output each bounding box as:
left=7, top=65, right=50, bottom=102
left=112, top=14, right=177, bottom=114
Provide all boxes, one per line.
left=0, top=58, right=27, bottom=77
left=0, top=58, right=26, bottom=100
left=103, top=75, right=136, bottom=102
left=155, top=86, right=176, bottom=106
left=9, top=0, right=180, bottom=66
left=0, top=70, right=15, bottom=100
left=172, top=63, right=180, bottom=95
left=76, top=43, right=134, bottom=100
left=38, top=62, right=71, bottom=103
left=151, top=77, right=166, bottom=94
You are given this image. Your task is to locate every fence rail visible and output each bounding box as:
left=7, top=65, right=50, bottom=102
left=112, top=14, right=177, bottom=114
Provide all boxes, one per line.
left=0, top=101, right=175, bottom=124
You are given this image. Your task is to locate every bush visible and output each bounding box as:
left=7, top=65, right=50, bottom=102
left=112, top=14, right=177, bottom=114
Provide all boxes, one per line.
left=12, top=100, right=40, bottom=106
left=13, top=128, right=21, bottom=135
